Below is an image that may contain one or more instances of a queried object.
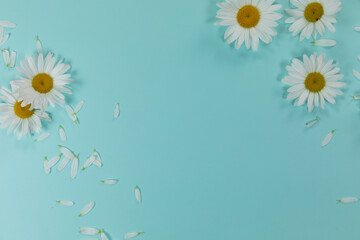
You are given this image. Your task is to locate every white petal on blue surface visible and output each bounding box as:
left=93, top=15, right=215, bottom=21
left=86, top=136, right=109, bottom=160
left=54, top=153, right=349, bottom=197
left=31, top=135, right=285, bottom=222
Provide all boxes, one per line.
left=9, top=51, right=16, bottom=68
left=79, top=227, right=100, bottom=235
left=338, top=197, right=359, bottom=203
left=0, top=20, right=16, bottom=28
left=44, top=157, right=50, bottom=174
left=48, top=154, right=62, bottom=168
left=74, top=100, right=84, bottom=114
left=58, top=145, right=75, bottom=159
left=114, top=103, right=120, bottom=119
left=34, top=132, right=50, bottom=142
left=321, top=130, right=335, bottom=147
left=71, top=156, right=79, bottom=179
left=2, top=49, right=9, bottom=67
left=135, top=185, right=141, bottom=203
left=56, top=200, right=74, bottom=206
left=100, top=179, right=118, bottom=185
left=82, top=155, right=96, bottom=170
left=353, top=70, right=360, bottom=80
left=59, top=125, right=67, bottom=142
left=79, top=201, right=95, bottom=217
left=57, top=156, right=70, bottom=171
left=306, top=116, right=319, bottom=128
left=311, top=39, right=337, bottom=47
left=124, top=232, right=144, bottom=239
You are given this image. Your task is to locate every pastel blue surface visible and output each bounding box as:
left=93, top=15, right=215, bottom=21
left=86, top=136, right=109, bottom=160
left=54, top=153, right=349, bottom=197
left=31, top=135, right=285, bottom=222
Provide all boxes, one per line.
left=0, top=0, right=360, bottom=239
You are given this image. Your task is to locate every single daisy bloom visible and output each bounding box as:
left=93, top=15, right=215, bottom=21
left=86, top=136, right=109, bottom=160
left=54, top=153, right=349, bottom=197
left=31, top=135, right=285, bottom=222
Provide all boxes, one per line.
left=11, top=45, right=73, bottom=110
left=285, top=0, right=342, bottom=41
left=0, top=86, right=51, bottom=139
left=215, top=0, right=283, bottom=51
left=282, top=52, right=345, bottom=112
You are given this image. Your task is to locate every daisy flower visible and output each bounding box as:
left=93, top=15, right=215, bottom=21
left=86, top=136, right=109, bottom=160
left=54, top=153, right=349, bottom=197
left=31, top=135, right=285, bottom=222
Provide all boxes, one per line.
left=0, top=86, right=51, bottom=139
left=285, top=0, right=342, bottom=41
left=282, top=52, right=345, bottom=112
left=215, top=0, right=282, bottom=51
left=11, top=43, right=73, bottom=110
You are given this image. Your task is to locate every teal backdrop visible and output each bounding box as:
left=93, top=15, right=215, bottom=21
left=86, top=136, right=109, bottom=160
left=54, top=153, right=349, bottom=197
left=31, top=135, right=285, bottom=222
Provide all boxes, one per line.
left=0, top=0, right=360, bottom=239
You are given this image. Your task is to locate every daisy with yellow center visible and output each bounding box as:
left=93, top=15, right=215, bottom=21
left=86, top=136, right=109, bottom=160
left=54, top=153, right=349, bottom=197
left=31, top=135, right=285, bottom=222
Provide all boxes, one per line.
left=285, top=0, right=341, bottom=41
left=0, top=86, right=51, bottom=139
left=11, top=42, right=73, bottom=110
left=282, top=52, right=345, bottom=112
left=215, top=0, right=282, bottom=51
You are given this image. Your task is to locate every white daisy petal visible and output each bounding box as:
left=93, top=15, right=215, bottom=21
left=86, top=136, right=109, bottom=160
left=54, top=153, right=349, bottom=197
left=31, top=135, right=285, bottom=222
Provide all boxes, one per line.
left=74, top=100, right=84, bottom=114
left=93, top=149, right=102, bottom=167
left=58, top=145, right=75, bottom=159
left=71, top=155, right=79, bottom=179
left=48, top=154, right=62, bottom=168
left=36, top=36, right=42, bottom=54
left=306, top=116, right=319, bottom=127
left=59, top=125, right=67, bottom=142
left=0, top=20, right=16, bottom=28
left=82, top=155, right=96, bottom=170
left=354, top=27, right=360, bottom=32
left=101, top=232, right=109, bottom=240
left=125, top=232, right=144, bottom=239
left=321, top=130, right=335, bottom=147
left=100, top=179, right=119, bottom=185
left=2, top=49, right=10, bottom=67
left=10, top=51, right=16, bottom=68
left=353, top=70, right=360, bottom=80
left=57, top=156, right=70, bottom=171
left=135, top=185, right=142, bottom=203
left=34, top=132, right=50, bottom=142
left=79, top=227, right=100, bottom=235
left=311, top=39, right=337, bottom=47
left=44, top=157, right=50, bottom=174
left=114, top=103, right=120, bottom=119
left=338, top=197, right=359, bottom=204
left=56, top=200, right=74, bottom=206
left=65, top=105, right=78, bottom=124
left=79, top=201, right=95, bottom=217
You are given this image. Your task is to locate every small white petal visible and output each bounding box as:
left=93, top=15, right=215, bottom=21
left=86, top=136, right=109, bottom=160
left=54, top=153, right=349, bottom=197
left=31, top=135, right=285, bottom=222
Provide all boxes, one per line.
left=353, top=95, right=360, bottom=100
left=114, top=103, right=120, bottom=119
left=355, top=27, right=360, bottom=32
left=65, top=105, right=78, bottom=124
left=56, top=200, right=74, bottom=206
left=311, top=39, right=337, bottom=47
left=0, top=20, right=16, bottom=28
left=124, top=232, right=144, bottom=239
left=338, top=197, right=359, bottom=203
left=353, top=70, right=360, bottom=80
left=79, top=227, right=100, bottom=235
left=2, top=49, right=9, bottom=66
left=48, top=154, right=62, bottom=168
left=57, top=156, right=70, bottom=171
left=79, top=201, right=95, bottom=217
left=44, top=157, right=50, bottom=174
left=100, top=179, right=118, bottom=185
left=135, top=185, right=141, bottom=203
left=59, top=125, right=67, bottom=142
left=58, top=145, right=75, bottom=159
left=321, top=130, right=335, bottom=147
left=74, top=100, right=84, bottom=114
left=93, top=149, right=102, bottom=167
left=306, top=116, right=319, bottom=128
left=9, top=51, right=16, bottom=68
left=34, top=132, right=50, bottom=142
left=71, top=156, right=79, bottom=179
left=82, top=155, right=96, bottom=170
left=36, top=36, right=42, bottom=54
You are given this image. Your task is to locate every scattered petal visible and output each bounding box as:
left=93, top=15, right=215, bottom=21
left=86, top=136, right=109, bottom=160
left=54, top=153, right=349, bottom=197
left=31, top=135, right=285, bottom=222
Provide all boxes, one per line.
left=36, top=36, right=42, bottom=54
left=2, top=49, right=9, bottom=67
left=65, top=105, right=78, bottom=124
left=74, top=100, right=84, bottom=114
left=82, top=155, right=96, bottom=170
left=306, top=116, right=319, bottom=128
left=322, top=130, right=335, bottom=147
left=337, top=197, right=359, bottom=203
left=311, top=39, right=337, bottom=47
left=79, top=227, right=100, bottom=235
left=58, top=145, right=75, bottom=159
left=71, top=155, right=79, bottom=179
left=57, top=156, right=70, bottom=171
left=100, top=231, right=109, bottom=240
left=100, top=179, right=118, bottom=185
left=56, top=200, right=74, bottom=206
left=355, top=27, right=360, bottom=32
left=114, top=103, right=120, bottom=119
left=79, top=201, right=95, bottom=217
left=93, top=149, right=102, bottom=167
left=59, top=125, right=67, bottom=142
left=124, top=232, right=144, bottom=239
left=9, top=51, right=16, bottom=68
left=34, top=132, right=50, bottom=142
left=353, top=95, right=360, bottom=100
left=0, top=20, right=16, bottom=28
left=353, top=69, right=360, bottom=80
left=44, top=157, right=50, bottom=175
left=135, top=185, right=141, bottom=203
left=48, top=154, right=62, bottom=168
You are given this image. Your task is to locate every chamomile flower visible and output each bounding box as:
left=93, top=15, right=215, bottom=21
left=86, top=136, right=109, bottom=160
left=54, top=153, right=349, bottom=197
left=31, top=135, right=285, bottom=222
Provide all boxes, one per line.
left=215, top=0, right=282, bottom=51
left=285, top=0, right=342, bottom=41
left=0, top=86, right=50, bottom=139
left=282, top=52, right=345, bottom=112
left=11, top=43, right=73, bottom=110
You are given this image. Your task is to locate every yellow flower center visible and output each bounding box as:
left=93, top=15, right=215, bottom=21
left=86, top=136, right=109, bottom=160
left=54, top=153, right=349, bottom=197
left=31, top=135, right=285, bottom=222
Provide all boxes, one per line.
left=237, top=5, right=260, bottom=28
left=304, top=72, right=326, bottom=92
left=32, top=73, right=53, bottom=94
left=304, top=2, right=324, bottom=22
left=14, top=101, right=34, bottom=119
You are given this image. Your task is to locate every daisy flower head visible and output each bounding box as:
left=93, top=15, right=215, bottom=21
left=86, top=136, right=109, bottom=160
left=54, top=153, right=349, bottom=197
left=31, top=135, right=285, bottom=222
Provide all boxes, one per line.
left=11, top=42, right=73, bottom=111
left=0, top=86, right=51, bottom=140
left=215, top=0, right=283, bottom=51
left=282, top=52, right=345, bottom=112
left=285, top=0, right=342, bottom=41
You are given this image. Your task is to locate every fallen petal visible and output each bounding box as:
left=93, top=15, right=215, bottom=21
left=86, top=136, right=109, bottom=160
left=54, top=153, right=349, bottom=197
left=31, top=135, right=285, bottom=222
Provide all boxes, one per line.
left=34, top=132, right=50, bottom=142
left=311, top=39, right=337, bottom=47
left=79, top=201, right=95, bottom=217
left=135, top=185, right=141, bottom=203
left=321, top=130, right=335, bottom=147
left=0, top=20, right=16, bottom=28
left=59, top=125, right=67, bottom=142
left=306, top=116, right=319, bottom=128
left=58, top=145, right=75, bottom=159
left=71, top=155, right=79, bottom=179
left=337, top=197, right=359, bottom=203
left=57, top=156, right=70, bottom=171
left=114, top=103, right=120, bottom=119
left=100, top=179, right=118, bottom=185
left=125, top=232, right=144, bottom=239
left=79, top=227, right=100, bottom=235
left=56, top=200, right=74, bottom=206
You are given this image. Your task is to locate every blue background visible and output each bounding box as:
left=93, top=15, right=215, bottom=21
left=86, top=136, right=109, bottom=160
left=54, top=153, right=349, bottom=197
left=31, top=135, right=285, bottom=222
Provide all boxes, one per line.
left=0, top=0, right=360, bottom=239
